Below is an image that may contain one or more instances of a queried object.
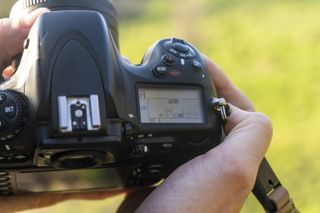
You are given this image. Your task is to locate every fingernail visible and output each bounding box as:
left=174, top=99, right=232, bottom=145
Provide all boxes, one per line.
left=2, top=66, right=15, bottom=80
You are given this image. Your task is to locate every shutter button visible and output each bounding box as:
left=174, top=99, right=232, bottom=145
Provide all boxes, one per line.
left=173, top=43, right=189, bottom=53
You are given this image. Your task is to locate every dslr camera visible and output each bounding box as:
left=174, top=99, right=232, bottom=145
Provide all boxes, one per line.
left=0, top=0, right=224, bottom=195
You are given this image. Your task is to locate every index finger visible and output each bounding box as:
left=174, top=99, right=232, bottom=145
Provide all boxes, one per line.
left=203, top=55, right=255, bottom=112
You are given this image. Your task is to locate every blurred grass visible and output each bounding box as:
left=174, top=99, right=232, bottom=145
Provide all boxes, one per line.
left=1, top=0, right=318, bottom=212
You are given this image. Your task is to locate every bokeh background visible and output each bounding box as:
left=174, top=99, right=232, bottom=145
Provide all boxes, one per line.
left=1, top=0, right=320, bottom=212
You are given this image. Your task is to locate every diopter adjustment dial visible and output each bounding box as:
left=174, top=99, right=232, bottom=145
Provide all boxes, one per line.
left=0, top=90, right=28, bottom=141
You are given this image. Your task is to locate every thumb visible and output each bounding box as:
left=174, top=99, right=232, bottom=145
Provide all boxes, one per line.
left=223, top=105, right=272, bottom=155
left=212, top=104, right=273, bottom=178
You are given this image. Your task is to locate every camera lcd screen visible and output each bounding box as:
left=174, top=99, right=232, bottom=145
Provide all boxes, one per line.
left=138, top=87, right=204, bottom=123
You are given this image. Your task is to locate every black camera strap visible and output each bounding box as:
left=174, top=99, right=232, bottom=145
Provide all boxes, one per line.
left=253, top=158, right=299, bottom=213
left=211, top=98, right=299, bottom=213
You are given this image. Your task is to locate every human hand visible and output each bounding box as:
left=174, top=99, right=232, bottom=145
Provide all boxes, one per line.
left=135, top=56, right=272, bottom=213
left=0, top=8, right=49, bottom=78
left=0, top=33, right=271, bottom=213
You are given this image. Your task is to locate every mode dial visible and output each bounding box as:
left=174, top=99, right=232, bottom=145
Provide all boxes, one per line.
left=0, top=90, right=28, bottom=141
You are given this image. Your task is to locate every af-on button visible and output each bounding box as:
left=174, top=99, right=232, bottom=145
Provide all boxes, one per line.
left=13, top=154, right=28, bottom=161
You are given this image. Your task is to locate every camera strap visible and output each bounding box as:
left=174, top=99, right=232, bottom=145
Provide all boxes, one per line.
left=253, top=158, right=299, bottom=213
left=210, top=98, right=299, bottom=212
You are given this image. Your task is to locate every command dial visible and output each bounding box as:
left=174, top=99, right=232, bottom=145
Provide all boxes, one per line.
left=0, top=90, right=28, bottom=141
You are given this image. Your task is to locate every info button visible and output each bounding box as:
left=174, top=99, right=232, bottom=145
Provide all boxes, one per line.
left=3, top=101, right=16, bottom=119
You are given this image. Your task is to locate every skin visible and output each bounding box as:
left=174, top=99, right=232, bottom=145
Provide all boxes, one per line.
left=0, top=8, right=50, bottom=78
left=0, top=9, right=272, bottom=213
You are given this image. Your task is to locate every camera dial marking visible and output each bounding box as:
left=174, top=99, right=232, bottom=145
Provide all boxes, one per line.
left=4, top=145, right=10, bottom=151
left=128, top=114, right=135, bottom=119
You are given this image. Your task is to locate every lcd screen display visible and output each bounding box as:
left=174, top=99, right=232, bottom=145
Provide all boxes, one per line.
left=138, top=87, right=204, bottom=123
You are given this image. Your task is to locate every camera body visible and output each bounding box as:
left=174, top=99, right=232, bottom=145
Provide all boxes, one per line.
left=0, top=11, right=223, bottom=195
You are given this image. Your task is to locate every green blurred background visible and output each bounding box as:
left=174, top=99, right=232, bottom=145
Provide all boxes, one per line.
left=1, top=0, right=320, bottom=212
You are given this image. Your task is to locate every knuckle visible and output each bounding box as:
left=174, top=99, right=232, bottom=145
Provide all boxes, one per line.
left=249, top=112, right=273, bottom=138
